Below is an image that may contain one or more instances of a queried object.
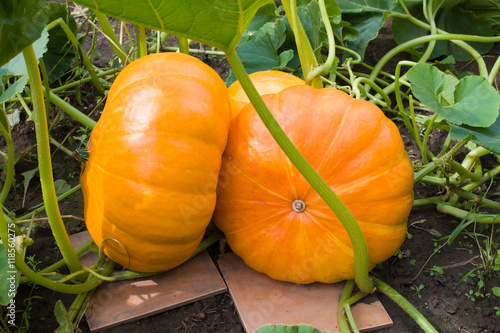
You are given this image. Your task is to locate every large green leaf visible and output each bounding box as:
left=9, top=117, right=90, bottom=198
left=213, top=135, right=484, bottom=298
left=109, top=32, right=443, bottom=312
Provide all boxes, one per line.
left=71, top=0, right=272, bottom=52
left=450, top=114, right=500, bottom=153
left=43, top=3, right=78, bottom=82
left=0, top=28, right=49, bottom=79
left=0, top=0, right=49, bottom=68
left=392, top=5, right=494, bottom=61
left=336, top=0, right=396, bottom=60
left=0, top=74, right=28, bottom=104
left=225, top=19, right=292, bottom=85
left=407, top=63, right=500, bottom=127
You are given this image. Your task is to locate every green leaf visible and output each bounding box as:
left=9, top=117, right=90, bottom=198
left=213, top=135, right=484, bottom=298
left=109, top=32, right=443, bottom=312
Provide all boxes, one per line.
left=0, top=0, right=50, bottom=68
left=431, top=8, right=494, bottom=61
left=43, top=3, right=78, bottom=82
left=0, top=28, right=49, bottom=79
left=255, top=323, right=334, bottom=333
left=54, top=300, right=78, bottom=333
left=247, top=2, right=279, bottom=33
left=295, top=0, right=323, bottom=52
left=430, top=265, right=444, bottom=275
left=22, top=167, right=39, bottom=204
left=392, top=5, right=494, bottom=61
left=0, top=242, right=18, bottom=306
left=450, top=114, right=500, bottom=153
left=407, top=63, right=500, bottom=127
left=324, top=0, right=342, bottom=24
left=493, top=287, right=500, bottom=297
left=336, top=0, right=396, bottom=59
left=70, top=0, right=272, bottom=52
left=54, top=179, right=71, bottom=197
left=277, top=49, right=295, bottom=68
left=441, top=73, right=459, bottom=106
left=0, top=75, right=28, bottom=103
left=226, top=19, right=290, bottom=85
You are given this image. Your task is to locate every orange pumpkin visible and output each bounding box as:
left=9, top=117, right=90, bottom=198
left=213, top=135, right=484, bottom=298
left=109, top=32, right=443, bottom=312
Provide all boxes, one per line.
left=81, top=52, right=231, bottom=272
left=227, top=71, right=304, bottom=119
left=213, top=85, right=414, bottom=284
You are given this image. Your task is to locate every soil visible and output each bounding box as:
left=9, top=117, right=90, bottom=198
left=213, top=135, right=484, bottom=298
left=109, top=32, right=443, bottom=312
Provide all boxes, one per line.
left=2, top=14, right=500, bottom=333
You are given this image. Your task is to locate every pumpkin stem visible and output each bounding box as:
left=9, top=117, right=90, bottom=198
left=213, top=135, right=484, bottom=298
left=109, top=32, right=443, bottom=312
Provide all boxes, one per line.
left=292, top=200, right=306, bottom=213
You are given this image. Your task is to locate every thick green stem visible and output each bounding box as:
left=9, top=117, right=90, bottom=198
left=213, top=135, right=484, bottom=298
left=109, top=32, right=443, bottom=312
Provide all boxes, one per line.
left=415, top=138, right=470, bottom=183
left=0, top=125, right=14, bottom=205
left=388, top=12, right=494, bottom=78
left=161, top=46, right=225, bottom=55
left=6, top=69, right=119, bottom=102
left=38, top=60, right=52, bottom=124
left=413, top=197, right=444, bottom=207
left=372, top=33, right=500, bottom=98
left=49, top=136, right=75, bottom=157
left=449, top=187, right=500, bottom=210
left=47, top=91, right=96, bottom=129
left=450, top=161, right=481, bottom=182
left=18, top=240, right=93, bottom=285
left=338, top=280, right=355, bottom=333
left=421, top=113, right=438, bottom=165
left=94, top=12, right=128, bottom=64
left=23, top=45, right=84, bottom=279
left=52, top=68, right=117, bottom=93
left=462, top=164, right=500, bottom=193
left=47, top=18, right=104, bottom=94
left=305, top=0, right=336, bottom=82
left=136, top=25, right=148, bottom=58
left=488, top=55, right=500, bottom=84
left=419, top=0, right=437, bottom=63
left=409, top=96, right=428, bottom=163
left=394, top=61, right=419, bottom=141
left=437, top=204, right=500, bottom=223
left=460, top=147, right=491, bottom=172
left=0, top=206, right=103, bottom=293
left=351, top=77, right=391, bottom=106
left=225, top=50, right=374, bottom=294
left=282, top=0, right=322, bottom=88
left=372, top=276, right=439, bottom=333
left=17, top=185, right=82, bottom=221
left=178, top=37, right=190, bottom=54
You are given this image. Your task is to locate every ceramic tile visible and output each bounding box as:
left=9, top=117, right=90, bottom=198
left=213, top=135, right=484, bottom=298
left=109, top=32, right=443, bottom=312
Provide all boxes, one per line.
left=70, top=230, right=98, bottom=267
left=218, top=253, right=392, bottom=333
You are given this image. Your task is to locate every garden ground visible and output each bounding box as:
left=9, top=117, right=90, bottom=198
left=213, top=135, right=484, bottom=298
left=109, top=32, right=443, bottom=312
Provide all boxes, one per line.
left=4, top=20, right=500, bottom=333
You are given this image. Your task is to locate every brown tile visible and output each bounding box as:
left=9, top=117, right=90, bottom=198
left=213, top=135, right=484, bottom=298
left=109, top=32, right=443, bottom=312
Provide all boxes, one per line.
left=70, top=231, right=98, bottom=267
left=69, top=232, right=227, bottom=332
left=218, top=253, right=393, bottom=333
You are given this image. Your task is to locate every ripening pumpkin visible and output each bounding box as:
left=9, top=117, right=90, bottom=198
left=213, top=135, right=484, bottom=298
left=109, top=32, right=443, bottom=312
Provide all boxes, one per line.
left=213, top=84, right=414, bottom=284
left=227, top=71, right=305, bottom=119
left=81, top=52, right=231, bottom=272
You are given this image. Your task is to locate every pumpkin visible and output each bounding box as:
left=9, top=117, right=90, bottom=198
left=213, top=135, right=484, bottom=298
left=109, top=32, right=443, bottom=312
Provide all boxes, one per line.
left=227, top=71, right=304, bottom=119
left=213, top=84, right=414, bottom=284
left=81, top=52, right=231, bottom=272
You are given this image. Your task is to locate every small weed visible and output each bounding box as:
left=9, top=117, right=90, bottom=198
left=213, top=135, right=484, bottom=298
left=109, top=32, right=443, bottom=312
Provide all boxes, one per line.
left=410, top=284, right=425, bottom=298
left=26, top=255, right=42, bottom=272
left=14, top=284, right=43, bottom=333
left=429, top=265, right=444, bottom=276
left=68, top=126, right=90, bottom=148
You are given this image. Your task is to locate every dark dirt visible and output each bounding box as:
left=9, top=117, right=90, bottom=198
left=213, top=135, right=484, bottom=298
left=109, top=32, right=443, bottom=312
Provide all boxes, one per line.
left=2, top=14, right=500, bottom=333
